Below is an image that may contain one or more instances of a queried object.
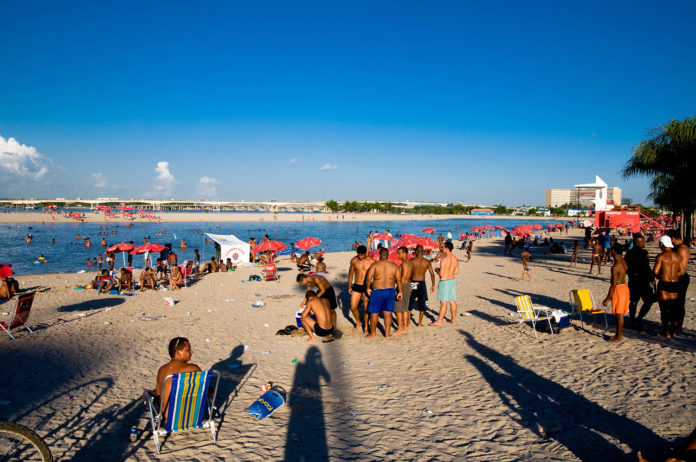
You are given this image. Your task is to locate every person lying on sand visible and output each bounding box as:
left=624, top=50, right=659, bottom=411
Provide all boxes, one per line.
left=299, top=290, right=334, bottom=343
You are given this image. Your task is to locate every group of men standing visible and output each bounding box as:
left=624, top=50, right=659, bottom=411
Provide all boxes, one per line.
left=348, top=243, right=459, bottom=338
left=602, top=230, right=690, bottom=342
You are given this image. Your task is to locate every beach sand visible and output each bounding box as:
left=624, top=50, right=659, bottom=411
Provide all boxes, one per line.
left=0, top=211, right=554, bottom=224
left=1, top=229, right=694, bottom=461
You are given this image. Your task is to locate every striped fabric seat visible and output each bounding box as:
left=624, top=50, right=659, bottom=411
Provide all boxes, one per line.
left=144, top=369, right=220, bottom=454
left=514, top=295, right=554, bottom=339
left=165, top=371, right=212, bottom=433
left=569, top=289, right=608, bottom=329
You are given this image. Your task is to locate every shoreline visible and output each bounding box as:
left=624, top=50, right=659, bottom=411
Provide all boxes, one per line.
left=0, top=211, right=568, bottom=224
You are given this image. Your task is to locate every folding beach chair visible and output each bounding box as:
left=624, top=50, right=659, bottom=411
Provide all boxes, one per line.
left=514, top=295, right=554, bottom=339
left=569, top=289, right=608, bottom=330
left=144, top=369, right=220, bottom=454
left=1, top=292, right=36, bottom=340
left=180, top=261, right=193, bottom=287
left=263, top=262, right=279, bottom=282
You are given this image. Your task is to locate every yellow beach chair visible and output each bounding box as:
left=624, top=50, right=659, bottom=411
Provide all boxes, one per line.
left=568, top=289, right=608, bottom=329
left=514, top=295, right=554, bottom=339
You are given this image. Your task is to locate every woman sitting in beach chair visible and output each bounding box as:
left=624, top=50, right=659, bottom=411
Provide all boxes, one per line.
left=118, top=267, right=134, bottom=291
left=97, top=270, right=115, bottom=294
left=169, top=265, right=183, bottom=289
left=140, top=267, right=157, bottom=291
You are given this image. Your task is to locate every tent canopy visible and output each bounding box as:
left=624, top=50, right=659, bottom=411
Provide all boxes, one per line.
left=205, top=233, right=250, bottom=266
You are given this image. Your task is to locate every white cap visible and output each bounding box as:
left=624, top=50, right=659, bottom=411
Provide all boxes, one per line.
left=659, top=235, right=674, bottom=248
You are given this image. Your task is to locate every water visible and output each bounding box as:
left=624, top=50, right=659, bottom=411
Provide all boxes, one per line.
left=1, top=218, right=562, bottom=275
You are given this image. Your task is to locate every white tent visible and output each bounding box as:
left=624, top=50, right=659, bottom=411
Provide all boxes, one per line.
left=205, top=233, right=250, bottom=266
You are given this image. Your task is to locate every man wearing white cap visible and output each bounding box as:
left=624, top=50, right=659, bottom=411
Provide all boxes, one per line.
left=653, top=235, right=685, bottom=338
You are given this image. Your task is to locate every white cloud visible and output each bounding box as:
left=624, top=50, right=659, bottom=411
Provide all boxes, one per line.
left=0, top=135, right=50, bottom=180
left=154, top=161, right=177, bottom=194
left=289, top=158, right=296, bottom=164
left=319, top=163, right=338, bottom=171
left=91, top=172, right=107, bottom=188
left=196, top=176, right=219, bottom=198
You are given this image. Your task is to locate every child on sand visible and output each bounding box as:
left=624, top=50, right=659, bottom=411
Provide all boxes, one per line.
left=570, top=240, right=579, bottom=267
left=520, top=250, right=532, bottom=281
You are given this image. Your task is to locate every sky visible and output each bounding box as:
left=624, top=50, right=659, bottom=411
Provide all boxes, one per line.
left=1, top=1, right=694, bottom=206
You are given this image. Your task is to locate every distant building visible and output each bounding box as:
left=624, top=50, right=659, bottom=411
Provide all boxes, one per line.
left=470, top=208, right=494, bottom=216
left=545, top=177, right=621, bottom=208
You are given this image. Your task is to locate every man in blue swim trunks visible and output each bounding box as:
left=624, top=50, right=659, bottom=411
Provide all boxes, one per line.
left=364, top=248, right=402, bottom=338
left=430, top=241, right=459, bottom=326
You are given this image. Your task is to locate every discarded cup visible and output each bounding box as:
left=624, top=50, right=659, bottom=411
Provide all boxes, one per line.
left=377, top=384, right=390, bottom=390
left=262, top=350, right=271, bottom=355
left=164, top=297, right=174, bottom=306
left=252, top=301, right=266, bottom=308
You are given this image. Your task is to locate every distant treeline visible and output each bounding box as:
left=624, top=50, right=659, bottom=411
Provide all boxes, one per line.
left=325, top=200, right=512, bottom=215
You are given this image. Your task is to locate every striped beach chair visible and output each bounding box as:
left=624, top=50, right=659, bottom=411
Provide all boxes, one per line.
left=144, top=370, right=220, bottom=454
left=514, top=295, right=554, bottom=339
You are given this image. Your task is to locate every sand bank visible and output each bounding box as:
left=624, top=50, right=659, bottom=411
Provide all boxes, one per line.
left=0, top=211, right=562, bottom=224
left=1, top=229, right=693, bottom=461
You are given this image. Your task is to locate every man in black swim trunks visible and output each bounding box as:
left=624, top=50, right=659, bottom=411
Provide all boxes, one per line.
left=653, top=235, right=685, bottom=338
left=297, top=273, right=337, bottom=329
left=300, top=290, right=334, bottom=342
left=348, top=245, right=373, bottom=333
left=409, top=245, right=436, bottom=327
left=624, top=234, right=654, bottom=331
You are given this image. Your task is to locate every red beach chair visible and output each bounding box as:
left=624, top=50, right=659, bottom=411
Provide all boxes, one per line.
left=1, top=292, right=36, bottom=340
left=264, top=262, right=279, bottom=282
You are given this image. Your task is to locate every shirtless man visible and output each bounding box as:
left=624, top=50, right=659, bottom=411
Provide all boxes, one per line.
left=150, top=337, right=202, bottom=417
left=589, top=236, right=603, bottom=275
left=431, top=241, right=459, bottom=326
left=364, top=248, right=402, bottom=338
left=200, top=257, right=218, bottom=274
left=669, top=230, right=691, bottom=334
left=394, top=247, right=413, bottom=335
left=348, top=245, right=372, bottom=332
left=409, top=245, right=436, bottom=327
left=97, top=269, right=115, bottom=294
left=167, top=249, right=178, bottom=269
left=653, top=235, right=685, bottom=338
left=602, top=243, right=629, bottom=343
left=295, top=252, right=311, bottom=272
left=297, top=273, right=337, bottom=328
left=625, top=234, right=654, bottom=331
left=299, top=290, right=334, bottom=342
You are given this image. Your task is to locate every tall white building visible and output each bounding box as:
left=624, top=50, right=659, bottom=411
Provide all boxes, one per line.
left=545, top=176, right=621, bottom=208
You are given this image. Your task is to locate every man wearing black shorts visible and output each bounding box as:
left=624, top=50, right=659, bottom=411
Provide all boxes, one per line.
left=348, top=245, right=373, bottom=333
left=408, top=245, right=436, bottom=327
left=297, top=273, right=337, bottom=329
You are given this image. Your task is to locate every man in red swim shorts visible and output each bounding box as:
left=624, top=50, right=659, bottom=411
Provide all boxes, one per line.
left=603, top=243, right=629, bottom=343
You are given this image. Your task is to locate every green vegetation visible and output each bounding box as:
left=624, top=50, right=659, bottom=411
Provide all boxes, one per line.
left=623, top=115, right=696, bottom=239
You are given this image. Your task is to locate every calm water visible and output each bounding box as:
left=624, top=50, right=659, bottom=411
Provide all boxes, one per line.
left=1, top=218, right=562, bottom=275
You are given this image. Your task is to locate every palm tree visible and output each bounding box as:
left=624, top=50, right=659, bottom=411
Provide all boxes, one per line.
left=622, top=116, right=696, bottom=240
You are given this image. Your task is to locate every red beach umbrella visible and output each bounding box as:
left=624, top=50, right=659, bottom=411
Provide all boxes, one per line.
left=531, top=224, right=543, bottom=229
left=422, top=228, right=436, bottom=233
left=252, top=240, right=287, bottom=254
left=108, top=242, right=135, bottom=266
left=96, top=205, right=110, bottom=210
left=130, top=243, right=165, bottom=254
left=295, top=237, right=322, bottom=250
left=393, top=236, right=421, bottom=249
left=44, top=204, right=57, bottom=210
left=418, top=237, right=440, bottom=251
left=459, top=232, right=467, bottom=240
left=0, top=262, right=14, bottom=278
left=118, top=205, right=135, bottom=210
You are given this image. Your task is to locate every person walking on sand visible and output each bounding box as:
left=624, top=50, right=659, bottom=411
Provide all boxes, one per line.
left=520, top=250, right=532, bottom=281
left=589, top=236, right=602, bottom=275
left=394, top=247, right=413, bottom=335
left=625, top=234, right=654, bottom=331
left=430, top=241, right=459, bottom=326
left=668, top=230, right=691, bottom=334
left=299, top=290, right=334, bottom=343
left=409, top=245, right=436, bottom=327
left=364, top=248, right=402, bottom=338
left=569, top=240, right=579, bottom=267
left=347, top=245, right=373, bottom=333
left=653, top=235, right=685, bottom=338
left=602, top=243, right=629, bottom=343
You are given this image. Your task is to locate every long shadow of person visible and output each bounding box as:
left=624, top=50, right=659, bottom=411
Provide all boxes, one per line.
left=284, top=346, right=331, bottom=461
left=210, top=344, right=257, bottom=430
left=460, top=330, right=667, bottom=461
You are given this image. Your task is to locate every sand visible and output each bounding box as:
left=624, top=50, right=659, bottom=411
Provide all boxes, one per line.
left=1, top=229, right=694, bottom=461
left=0, top=211, right=555, bottom=224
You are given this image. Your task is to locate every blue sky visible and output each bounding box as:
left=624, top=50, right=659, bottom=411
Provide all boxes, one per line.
left=1, top=1, right=694, bottom=205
